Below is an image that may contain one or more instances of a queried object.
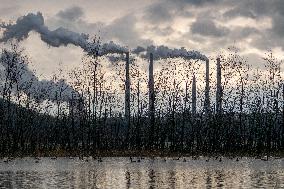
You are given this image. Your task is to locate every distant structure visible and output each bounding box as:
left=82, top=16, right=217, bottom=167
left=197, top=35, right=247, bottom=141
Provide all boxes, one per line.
left=125, top=52, right=131, bottom=133
left=204, top=59, right=210, bottom=114
left=192, top=74, right=197, bottom=115
left=216, top=57, right=222, bottom=114
left=149, top=53, right=155, bottom=145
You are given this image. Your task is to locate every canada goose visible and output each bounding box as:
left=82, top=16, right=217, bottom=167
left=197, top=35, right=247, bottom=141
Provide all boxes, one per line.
left=3, top=158, right=9, bottom=163
left=183, top=158, right=186, bottom=162
left=130, top=157, right=136, bottom=163
left=261, top=156, right=268, bottom=161
left=98, top=157, right=103, bottom=162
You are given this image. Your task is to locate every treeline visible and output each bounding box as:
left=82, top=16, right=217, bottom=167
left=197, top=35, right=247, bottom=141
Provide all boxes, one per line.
left=0, top=43, right=284, bottom=157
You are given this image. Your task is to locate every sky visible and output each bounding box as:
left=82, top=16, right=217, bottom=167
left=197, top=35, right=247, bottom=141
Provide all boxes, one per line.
left=0, top=0, right=284, bottom=78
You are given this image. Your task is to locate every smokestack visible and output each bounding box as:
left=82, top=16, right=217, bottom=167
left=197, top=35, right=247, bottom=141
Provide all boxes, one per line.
left=125, top=52, right=131, bottom=128
left=204, top=59, right=210, bottom=114
left=192, top=74, right=197, bottom=115
left=149, top=53, right=155, bottom=143
left=216, top=57, right=222, bottom=114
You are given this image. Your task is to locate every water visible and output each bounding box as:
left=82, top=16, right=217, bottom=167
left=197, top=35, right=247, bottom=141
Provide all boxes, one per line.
left=0, top=157, right=283, bottom=188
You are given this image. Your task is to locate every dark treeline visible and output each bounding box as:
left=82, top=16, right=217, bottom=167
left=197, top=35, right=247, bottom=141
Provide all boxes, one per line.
left=1, top=43, right=284, bottom=157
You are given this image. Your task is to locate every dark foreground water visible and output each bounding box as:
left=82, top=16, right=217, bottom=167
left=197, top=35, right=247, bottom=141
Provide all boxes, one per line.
left=0, top=157, right=283, bottom=188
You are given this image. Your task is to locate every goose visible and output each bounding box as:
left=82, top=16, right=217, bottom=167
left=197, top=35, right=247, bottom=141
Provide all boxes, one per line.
left=130, top=157, right=136, bottom=163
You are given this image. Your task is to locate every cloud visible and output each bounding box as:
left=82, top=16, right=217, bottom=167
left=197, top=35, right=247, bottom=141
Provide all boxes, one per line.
left=142, top=0, right=205, bottom=24
left=191, top=18, right=230, bottom=37
left=220, top=0, right=284, bottom=50
left=271, top=13, right=284, bottom=37
left=152, top=26, right=174, bottom=36
left=102, top=14, right=153, bottom=48
left=143, top=2, right=175, bottom=24
left=0, top=5, right=20, bottom=17
left=229, top=26, right=259, bottom=39
left=47, top=7, right=152, bottom=48
left=181, top=0, right=218, bottom=5
left=3, top=0, right=284, bottom=66
left=56, top=6, right=84, bottom=21
left=223, top=8, right=256, bottom=19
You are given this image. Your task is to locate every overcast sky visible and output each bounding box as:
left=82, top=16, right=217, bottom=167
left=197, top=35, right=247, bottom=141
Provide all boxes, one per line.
left=0, top=0, right=284, bottom=78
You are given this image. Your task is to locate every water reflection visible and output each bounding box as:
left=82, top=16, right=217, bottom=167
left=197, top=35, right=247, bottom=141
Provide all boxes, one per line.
left=0, top=157, right=283, bottom=188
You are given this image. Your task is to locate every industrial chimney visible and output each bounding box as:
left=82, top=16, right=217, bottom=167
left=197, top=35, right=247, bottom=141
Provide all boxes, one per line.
left=204, top=59, right=210, bottom=114
left=148, top=53, right=155, bottom=146
left=125, top=52, right=131, bottom=128
left=192, top=74, right=197, bottom=115
left=216, top=57, right=222, bottom=114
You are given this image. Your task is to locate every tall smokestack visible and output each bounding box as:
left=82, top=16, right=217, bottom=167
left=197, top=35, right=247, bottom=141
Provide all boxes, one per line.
left=192, top=74, right=197, bottom=115
left=204, top=59, right=210, bottom=114
left=216, top=57, right=222, bottom=114
left=148, top=53, right=155, bottom=147
left=125, top=52, right=131, bottom=129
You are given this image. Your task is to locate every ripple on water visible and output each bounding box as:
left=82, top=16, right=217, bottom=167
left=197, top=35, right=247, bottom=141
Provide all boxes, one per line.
left=0, top=157, right=283, bottom=188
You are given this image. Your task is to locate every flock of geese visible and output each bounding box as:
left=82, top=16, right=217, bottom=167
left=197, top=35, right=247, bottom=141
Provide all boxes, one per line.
left=1, top=155, right=277, bottom=164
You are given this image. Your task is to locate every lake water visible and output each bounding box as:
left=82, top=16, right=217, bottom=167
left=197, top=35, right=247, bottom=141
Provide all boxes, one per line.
left=0, top=157, right=283, bottom=188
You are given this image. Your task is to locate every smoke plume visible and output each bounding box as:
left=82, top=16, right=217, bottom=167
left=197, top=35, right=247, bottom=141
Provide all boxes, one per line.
left=0, top=49, right=79, bottom=103
left=132, top=45, right=208, bottom=61
left=0, top=12, right=127, bottom=56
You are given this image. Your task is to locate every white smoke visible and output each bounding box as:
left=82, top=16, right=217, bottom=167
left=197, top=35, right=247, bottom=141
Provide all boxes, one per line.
left=132, top=45, right=208, bottom=61
left=0, top=12, right=208, bottom=61
left=0, top=12, right=128, bottom=56
left=0, top=49, right=79, bottom=103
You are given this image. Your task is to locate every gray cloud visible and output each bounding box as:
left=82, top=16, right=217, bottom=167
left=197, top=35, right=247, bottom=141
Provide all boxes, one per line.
left=143, top=2, right=174, bottom=24
left=48, top=7, right=152, bottom=48
left=229, top=27, right=259, bottom=39
left=0, top=5, right=20, bottom=17
left=191, top=18, right=230, bottom=37
left=142, top=0, right=221, bottom=25
left=152, top=26, right=174, bottom=36
left=142, top=0, right=206, bottom=24
left=181, top=0, right=218, bottom=5
left=2, top=0, right=284, bottom=68
left=56, top=6, right=84, bottom=21
left=223, top=8, right=256, bottom=19
left=102, top=14, right=153, bottom=48
left=271, top=13, right=284, bottom=37
left=220, top=0, right=284, bottom=50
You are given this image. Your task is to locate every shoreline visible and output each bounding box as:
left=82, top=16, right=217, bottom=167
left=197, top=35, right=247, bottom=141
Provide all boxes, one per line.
left=1, top=149, right=284, bottom=158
